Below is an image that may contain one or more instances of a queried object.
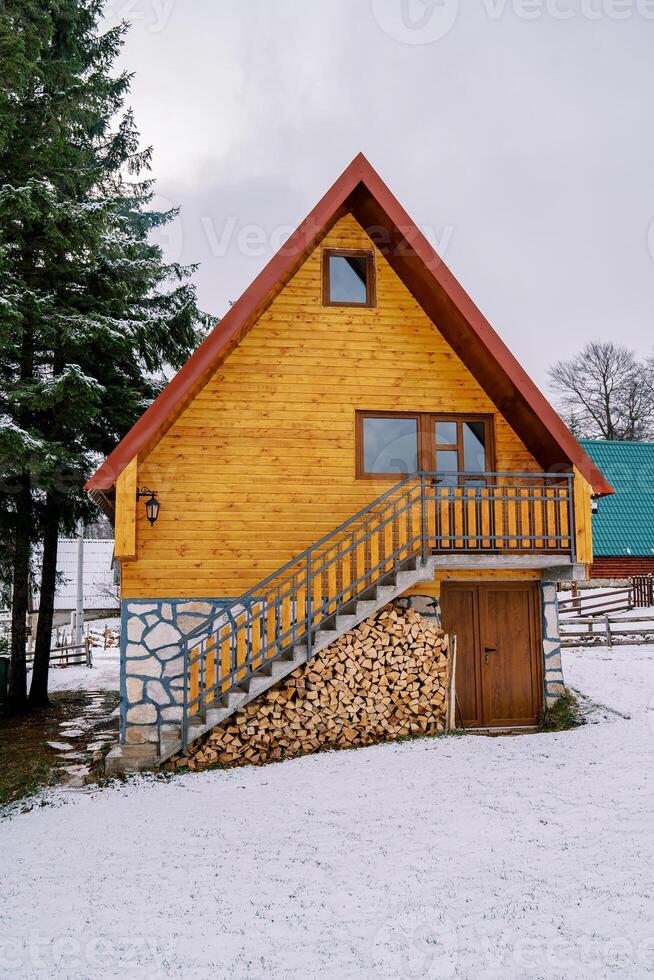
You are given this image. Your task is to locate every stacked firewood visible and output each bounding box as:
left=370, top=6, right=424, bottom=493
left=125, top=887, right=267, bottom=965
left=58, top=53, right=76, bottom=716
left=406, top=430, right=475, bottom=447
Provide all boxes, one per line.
left=170, top=603, right=451, bottom=771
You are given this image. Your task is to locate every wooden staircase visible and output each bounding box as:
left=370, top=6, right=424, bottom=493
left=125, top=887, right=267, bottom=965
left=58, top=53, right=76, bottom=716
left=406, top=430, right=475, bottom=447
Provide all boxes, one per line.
left=159, top=556, right=437, bottom=761
left=157, top=470, right=574, bottom=764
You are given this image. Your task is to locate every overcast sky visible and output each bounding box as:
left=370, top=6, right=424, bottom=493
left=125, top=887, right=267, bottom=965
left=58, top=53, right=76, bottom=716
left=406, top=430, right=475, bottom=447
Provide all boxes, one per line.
left=110, top=0, right=654, bottom=393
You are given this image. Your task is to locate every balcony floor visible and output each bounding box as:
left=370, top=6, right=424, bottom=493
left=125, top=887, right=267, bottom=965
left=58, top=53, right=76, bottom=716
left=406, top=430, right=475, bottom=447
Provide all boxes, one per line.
left=429, top=553, right=585, bottom=579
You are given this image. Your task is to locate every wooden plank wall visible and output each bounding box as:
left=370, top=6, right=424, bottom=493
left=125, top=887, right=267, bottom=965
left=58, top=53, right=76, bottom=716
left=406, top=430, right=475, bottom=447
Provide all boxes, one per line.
left=573, top=467, right=593, bottom=567
left=115, top=457, right=137, bottom=560
left=125, top=214, right=544, bottom=599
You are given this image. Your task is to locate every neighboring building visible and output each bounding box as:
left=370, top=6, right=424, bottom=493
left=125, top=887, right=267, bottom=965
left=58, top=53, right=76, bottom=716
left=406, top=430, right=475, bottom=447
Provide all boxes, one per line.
left=580, top=440, right=654, bottom=579
left=86, top=154, right=612, bottom=773
left=32, top=537, right=119, bottom=628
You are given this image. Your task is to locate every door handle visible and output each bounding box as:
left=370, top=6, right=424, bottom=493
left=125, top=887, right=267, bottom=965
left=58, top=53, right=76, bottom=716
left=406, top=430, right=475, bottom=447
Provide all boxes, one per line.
left=484, top=646, right=497, bottom=653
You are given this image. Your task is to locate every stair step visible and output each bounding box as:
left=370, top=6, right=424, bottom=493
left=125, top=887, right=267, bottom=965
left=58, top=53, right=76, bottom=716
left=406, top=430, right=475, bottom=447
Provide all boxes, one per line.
left=355, top=600, right=378, bottom=618
left=335, top=614, right=358, bottom=631
left=395, top=570, right=419, bottom=589
left=262, top=658, right=295, bottom=679
left=374, top=585, right=397, bottom=602
left=314, top=629, right=339, bottom=649
left=225, top=691, right=247, bottom=709
left=159, top=736, right=182, bottom=757
left=243, top=675, right=271, bottom=696
left=205, top=707, right=231, bottom=726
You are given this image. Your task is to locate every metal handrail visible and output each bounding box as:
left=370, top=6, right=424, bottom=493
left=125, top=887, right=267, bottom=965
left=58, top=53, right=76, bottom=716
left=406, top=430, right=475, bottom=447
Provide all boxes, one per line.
left=179, top=470, right=575, bottom=750
left=181, top=471, right=420, bottom=645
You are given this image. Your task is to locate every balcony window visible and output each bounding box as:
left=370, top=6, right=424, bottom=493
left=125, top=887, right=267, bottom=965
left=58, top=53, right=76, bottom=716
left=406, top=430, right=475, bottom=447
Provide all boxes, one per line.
left=358, top=415, right=419, bottom=477
left=356, top=412, right=493, bottom=479
left=433, top=417, right=488, bottom=482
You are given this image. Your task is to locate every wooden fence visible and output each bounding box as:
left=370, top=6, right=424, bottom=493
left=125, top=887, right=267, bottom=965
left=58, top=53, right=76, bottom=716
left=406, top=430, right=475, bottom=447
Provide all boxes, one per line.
left=25, top=637, right=92, bottom=669
left=560, top=612, right=654, bottom=648
left=559, top=575, right=654, bottom=622
left=558, top=586, right=633, bottom=620
left=632, top=574, right=654, bottom=609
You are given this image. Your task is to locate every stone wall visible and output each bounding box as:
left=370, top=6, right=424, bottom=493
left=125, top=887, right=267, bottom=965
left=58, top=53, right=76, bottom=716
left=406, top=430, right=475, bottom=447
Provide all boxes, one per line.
left=120, top=598, right=228, bottom=748
left=116, top=581, right=564, bottom=768
left=541, top=581, right=565, bottom=704
left=169, top=604, right=451, bottom=771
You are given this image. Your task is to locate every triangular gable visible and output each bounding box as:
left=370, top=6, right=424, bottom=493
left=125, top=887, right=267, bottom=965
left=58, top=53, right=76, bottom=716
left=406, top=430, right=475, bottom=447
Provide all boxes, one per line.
left=85, top=153, right=612, bottom=496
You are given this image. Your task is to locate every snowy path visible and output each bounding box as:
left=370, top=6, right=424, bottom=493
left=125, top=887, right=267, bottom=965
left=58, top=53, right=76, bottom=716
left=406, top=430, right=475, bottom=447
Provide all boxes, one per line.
left=3, top=645, right=654, bottom=979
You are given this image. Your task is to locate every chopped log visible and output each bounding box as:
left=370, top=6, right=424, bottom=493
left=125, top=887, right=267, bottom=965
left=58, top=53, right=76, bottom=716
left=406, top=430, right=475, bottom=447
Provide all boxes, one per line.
left=169, top=601, right=451, bottom=771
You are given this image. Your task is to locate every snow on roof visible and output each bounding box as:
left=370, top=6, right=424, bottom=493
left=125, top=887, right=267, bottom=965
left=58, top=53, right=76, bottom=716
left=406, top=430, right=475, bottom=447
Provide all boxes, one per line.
left=33, top=538, right=118, bottom=611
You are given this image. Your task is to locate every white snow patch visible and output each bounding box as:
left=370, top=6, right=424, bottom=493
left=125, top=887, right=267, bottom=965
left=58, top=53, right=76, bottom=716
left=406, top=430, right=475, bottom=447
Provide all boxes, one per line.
left=3, top=644, right=654, bottom=979
left=28, top=652, right=120, bottom=694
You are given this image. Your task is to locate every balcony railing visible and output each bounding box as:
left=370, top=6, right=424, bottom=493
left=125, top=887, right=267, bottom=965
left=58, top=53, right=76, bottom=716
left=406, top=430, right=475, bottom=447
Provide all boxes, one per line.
left=180, top=471, right=575, bottom=748
left=424, top=471, right=574, bottom=554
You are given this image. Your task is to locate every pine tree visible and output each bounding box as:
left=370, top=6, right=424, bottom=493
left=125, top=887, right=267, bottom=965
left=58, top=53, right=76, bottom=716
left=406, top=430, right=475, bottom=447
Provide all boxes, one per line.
left=0, top=1, right=208, bottom=709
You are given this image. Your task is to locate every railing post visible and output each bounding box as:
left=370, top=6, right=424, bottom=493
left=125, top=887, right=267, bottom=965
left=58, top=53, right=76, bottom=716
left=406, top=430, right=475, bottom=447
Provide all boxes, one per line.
left=420, top=473, right=428, bottom=565
left=306, top=551, right=313, bottom=661
left=568, top=474, right=577, bottom=564
left=182, top=639, right=188, bottom=755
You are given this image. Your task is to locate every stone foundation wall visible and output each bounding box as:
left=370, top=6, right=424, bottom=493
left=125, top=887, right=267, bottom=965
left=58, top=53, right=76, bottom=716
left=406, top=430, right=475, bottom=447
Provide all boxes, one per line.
left=541, top=581, right=565, bottom=705
left=120, top=599, right=229, bottom=747
left=119, top=581, right=564, bottom=761
left=170, top=603, right=451, bottom=771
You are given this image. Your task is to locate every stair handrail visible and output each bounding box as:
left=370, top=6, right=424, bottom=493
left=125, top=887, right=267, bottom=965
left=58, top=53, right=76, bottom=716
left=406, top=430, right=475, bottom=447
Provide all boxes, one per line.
left=178, top=469, right=575, bottom=751
left=181, top=469, right=573, bottom=645
left=181, top=470, right=422, bottom=644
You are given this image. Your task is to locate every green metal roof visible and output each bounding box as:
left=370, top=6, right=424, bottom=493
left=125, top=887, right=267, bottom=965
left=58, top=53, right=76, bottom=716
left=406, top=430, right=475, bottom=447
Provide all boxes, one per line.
left=580, top=440, right=654, bottom=557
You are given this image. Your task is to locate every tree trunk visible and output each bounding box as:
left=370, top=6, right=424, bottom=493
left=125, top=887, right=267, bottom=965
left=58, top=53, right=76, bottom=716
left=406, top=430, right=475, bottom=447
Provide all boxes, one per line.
left=29, top=492, right=61, bottom=707
left=8, top=476, right=31, bottom=713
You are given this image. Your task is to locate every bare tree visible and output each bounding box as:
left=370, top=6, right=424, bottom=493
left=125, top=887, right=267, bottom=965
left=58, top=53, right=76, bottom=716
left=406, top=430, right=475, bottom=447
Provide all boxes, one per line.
left=549, top=342, right=654, bottom=440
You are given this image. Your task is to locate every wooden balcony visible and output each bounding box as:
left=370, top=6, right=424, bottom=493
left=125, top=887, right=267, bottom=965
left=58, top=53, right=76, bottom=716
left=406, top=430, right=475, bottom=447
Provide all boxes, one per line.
left=422, top=472, right=575, bottom=556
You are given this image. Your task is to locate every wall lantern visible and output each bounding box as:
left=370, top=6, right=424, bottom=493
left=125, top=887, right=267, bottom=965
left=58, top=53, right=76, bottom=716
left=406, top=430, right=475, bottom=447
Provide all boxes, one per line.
left=591, top=499, right=599, bottom=516
left=137, top=487, right=160, bottom=526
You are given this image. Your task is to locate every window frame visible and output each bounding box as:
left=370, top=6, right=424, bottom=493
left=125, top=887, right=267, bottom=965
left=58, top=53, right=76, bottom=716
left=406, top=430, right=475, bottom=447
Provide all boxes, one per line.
left=322, top=247, right=376, bottom=308
left=432, top=414, right=494, bottom=486
left=355, top=410, right=495, bottom=481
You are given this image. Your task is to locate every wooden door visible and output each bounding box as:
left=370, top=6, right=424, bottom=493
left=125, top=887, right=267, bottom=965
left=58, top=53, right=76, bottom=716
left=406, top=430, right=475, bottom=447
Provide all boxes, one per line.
left=440, top=584, right=483, bottom=727
left=441, top=582, right=542, bottom=728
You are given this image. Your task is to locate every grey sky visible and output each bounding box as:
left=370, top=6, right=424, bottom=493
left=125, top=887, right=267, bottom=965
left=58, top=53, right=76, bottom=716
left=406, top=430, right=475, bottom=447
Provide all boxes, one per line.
left=111, top=0, right=654, bottom=393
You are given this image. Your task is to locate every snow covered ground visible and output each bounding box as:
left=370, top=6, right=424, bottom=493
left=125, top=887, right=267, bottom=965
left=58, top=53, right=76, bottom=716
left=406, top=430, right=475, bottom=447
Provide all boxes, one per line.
left=3, top=643, right=654, bottom=979
left=28, top=649, right=120, bottom=694
left=27, top=617, right=121, bottom=694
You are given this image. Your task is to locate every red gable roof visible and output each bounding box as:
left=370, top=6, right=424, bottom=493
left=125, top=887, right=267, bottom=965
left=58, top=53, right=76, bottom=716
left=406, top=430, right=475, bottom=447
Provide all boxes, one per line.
left=86, top=153, right=612, bottom=496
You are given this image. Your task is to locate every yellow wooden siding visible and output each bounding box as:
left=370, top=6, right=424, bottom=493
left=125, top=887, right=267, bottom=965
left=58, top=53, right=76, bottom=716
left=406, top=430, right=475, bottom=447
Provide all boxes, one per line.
left=573, top=467, right=593, bottom=566
left=115, top=457, right=137, bottom=560
left=123, top=213, right=544, bottom=599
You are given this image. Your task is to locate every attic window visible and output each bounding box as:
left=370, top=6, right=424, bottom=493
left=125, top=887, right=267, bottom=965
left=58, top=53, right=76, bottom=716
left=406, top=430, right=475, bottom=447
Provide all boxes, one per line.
left=323, top=249, right=375, bottom=307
